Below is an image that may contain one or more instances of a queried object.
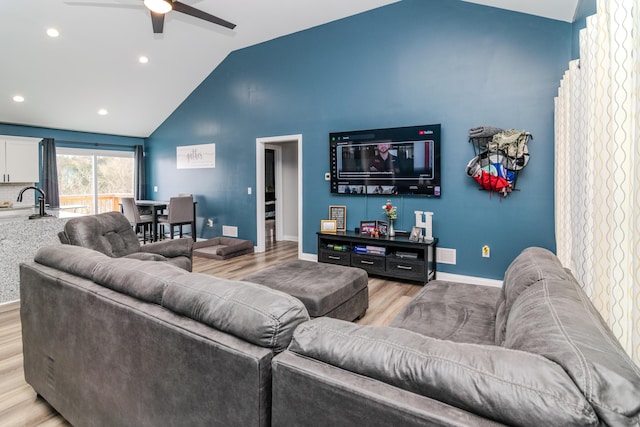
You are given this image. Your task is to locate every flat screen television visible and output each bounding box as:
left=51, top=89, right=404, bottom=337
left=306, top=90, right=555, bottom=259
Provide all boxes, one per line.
left=330, top=124, right=441, bottom=196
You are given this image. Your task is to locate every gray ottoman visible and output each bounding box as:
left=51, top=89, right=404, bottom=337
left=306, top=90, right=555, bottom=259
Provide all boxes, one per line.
left=243, top=260, right=368, bottom=321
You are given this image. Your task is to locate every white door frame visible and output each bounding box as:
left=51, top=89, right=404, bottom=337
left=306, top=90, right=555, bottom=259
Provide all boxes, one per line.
left=256, top=134, right=302, bottom=257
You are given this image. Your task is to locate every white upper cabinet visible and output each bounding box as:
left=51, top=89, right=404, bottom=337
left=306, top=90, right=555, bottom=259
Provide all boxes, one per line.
left=0, top=136, right=40, bottom=183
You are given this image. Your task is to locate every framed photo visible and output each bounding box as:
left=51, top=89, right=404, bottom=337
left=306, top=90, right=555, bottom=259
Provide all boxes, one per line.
left=409, top=226, right=422, bottom=242
left=359, top=220, right=387, bottom=237
left=328, top=205, right=347, bottom=232
left=321, top=220, right=338, bottom=233
left=359, top=220, right=377, bottom=236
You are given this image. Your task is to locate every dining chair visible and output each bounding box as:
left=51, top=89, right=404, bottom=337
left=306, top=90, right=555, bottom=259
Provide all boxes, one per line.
left=120, top=197, right=154, bottom=243
left=157, top=195, right=194, bottom=240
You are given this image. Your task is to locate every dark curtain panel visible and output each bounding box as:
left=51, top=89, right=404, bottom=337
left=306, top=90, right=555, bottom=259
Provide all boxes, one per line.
left=134, top=145, right=146, bottom=200
left=41, top=138, right=60, bottom=208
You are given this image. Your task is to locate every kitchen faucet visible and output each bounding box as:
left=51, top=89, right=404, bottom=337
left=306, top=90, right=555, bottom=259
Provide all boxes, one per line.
left=17, top=186, right=50, bottom=218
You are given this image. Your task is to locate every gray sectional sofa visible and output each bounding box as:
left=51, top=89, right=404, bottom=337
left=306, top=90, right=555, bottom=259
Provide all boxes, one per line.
left=20, top=244, right=640, bottom=426
left=20, top=244, right=308, bottom=427
left=272, top=247, right=640, bottom=426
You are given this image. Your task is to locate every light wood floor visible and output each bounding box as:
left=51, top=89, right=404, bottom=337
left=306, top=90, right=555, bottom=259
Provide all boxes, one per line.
left=0, top=240, right=421, bottom=426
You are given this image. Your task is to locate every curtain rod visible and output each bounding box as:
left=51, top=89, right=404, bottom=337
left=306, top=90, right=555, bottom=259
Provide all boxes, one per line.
left=55, top=140, right=142, bottom=149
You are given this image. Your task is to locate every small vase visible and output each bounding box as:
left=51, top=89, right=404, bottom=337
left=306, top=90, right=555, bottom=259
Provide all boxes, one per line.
left=388, top=220, right=395, bottom=237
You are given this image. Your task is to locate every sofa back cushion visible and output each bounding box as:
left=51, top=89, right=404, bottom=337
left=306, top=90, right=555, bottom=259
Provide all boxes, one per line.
left=34, top=244, right=109, bottom=280
left=504, top=277, right=640, bottom=425
left=289, top=317, right=597, bottom=427
left=162, top=274, right=309, bottom=352
left=61, top=212, right=141, bottom=257
left=495, top=247, right=570, bottom=345
left=92, top=258, right=187, bottom=305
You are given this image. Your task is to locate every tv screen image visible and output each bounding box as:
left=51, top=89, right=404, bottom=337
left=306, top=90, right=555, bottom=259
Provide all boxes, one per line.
left=330, top=124, right=441, bottom=196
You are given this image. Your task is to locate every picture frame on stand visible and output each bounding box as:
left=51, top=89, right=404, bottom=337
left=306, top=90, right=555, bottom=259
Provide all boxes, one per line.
left=409, top=226, right=422, bottom=242
left=321, top=220, right=337, bottom=233
left=359, top=220, right=388, bottom=237
left=328, top=205, right=347, bottom=232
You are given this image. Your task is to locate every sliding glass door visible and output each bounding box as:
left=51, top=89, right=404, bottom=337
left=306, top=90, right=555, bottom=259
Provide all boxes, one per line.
left=57, top=147, right=134, bottom=214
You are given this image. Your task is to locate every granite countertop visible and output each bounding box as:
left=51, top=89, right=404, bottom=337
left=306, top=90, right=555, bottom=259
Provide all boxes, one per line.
left=0, top=210, right=85, bottom=303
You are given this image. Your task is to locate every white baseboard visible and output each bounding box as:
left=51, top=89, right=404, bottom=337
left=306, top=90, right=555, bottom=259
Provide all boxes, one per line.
left=300, top=252, right=317, bottom=262
left=435, top=272, right=503, bottom=288
left=282, top=235, right=298, bottom=242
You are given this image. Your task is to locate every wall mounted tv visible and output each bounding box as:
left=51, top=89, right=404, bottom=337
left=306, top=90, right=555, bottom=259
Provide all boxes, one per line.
left=330, top=124, right=441, bottom=196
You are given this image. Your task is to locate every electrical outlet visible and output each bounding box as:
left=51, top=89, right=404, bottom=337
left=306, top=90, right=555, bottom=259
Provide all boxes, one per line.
left=482, top=245, right=490, bottom=258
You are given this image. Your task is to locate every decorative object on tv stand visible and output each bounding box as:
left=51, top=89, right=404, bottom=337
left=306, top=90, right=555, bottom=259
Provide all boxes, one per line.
left=320, top=220, right=337, bottom=233
left=382, top=200, right=397, bottom=237
left=414, top=211, right=433, bottom=241
left=328, top=205, right=346, bottom=232
left=359, top=220, right=388, bottom=238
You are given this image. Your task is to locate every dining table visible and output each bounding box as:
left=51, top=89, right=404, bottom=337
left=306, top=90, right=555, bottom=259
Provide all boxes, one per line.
left=135, top=199, right=197, bottom=242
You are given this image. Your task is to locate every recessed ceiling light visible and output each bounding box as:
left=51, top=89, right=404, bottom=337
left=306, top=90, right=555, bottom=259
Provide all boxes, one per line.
left=139, top=56, right=149, bottom=64
left=46, top=28, right=59, bottom=38
left=12, top=95, right=25, bottom=103
left=98, top=109, right=109, bottom=116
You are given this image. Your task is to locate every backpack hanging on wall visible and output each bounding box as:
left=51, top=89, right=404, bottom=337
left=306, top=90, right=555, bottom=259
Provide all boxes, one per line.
left=467, top=127, right=532, bottom=197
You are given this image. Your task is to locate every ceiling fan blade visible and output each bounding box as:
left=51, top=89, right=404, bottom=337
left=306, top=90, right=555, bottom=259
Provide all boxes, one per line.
left=65, top=2, right=142, bottom=9
left=150, top=11, right=164, bottom=33
left=171, top=1, right=236, bottom=30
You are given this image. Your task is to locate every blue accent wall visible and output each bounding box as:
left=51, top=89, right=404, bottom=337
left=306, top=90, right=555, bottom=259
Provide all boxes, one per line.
left=146, top=0, right=572, bottom=280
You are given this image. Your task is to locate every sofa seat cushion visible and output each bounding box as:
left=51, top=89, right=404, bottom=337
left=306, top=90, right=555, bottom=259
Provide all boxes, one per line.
left=289, top=318, right=597, bottom=427
left=390, top=280, right=499, bottom=345
left=124, top=252, right=168, bottom=262
left=162, top=274, right=309, bottom=352
left=504, top=276, right=640, bottom=425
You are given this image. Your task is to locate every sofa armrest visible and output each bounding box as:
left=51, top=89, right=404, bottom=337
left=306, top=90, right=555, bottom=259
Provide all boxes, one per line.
left=140, top=238, right=193, bottom=258
left=287, top=318, right=597, bottom=427
left=272, top=351, right=503, bottom=427
left=58, top=231, right=70, bottom=244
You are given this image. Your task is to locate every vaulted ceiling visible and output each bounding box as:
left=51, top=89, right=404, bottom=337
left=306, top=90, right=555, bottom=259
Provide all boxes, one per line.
left=0, top=0, right=578, bottom=138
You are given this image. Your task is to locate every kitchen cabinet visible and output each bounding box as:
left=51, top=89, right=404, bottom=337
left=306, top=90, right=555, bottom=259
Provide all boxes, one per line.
left=0, top=136, right=40, bottom=183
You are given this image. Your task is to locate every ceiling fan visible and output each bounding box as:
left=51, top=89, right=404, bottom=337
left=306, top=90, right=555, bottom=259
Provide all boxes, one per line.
left=143, top=0, right=236, bottom=33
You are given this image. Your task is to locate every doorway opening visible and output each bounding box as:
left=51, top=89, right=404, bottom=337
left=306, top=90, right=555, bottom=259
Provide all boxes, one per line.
left=255, top=134, right=302, bottom=257
left=265, top=148, right=276, bottom=244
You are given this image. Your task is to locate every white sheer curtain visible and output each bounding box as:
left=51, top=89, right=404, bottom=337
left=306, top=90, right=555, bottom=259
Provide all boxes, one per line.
left=555, top=0, right=640, bottom=365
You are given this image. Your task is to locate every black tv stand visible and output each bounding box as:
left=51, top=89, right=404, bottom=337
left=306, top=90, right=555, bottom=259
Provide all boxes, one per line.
left=317, top=231, right=437, bottom=284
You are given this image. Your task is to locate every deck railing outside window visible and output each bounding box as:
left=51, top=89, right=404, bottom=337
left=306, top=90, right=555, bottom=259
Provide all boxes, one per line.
left=58, top=194, right=132, bottom=214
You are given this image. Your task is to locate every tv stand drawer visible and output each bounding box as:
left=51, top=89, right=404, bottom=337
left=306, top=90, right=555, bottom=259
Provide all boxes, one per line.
left=351, top=253, right=385, bottom=273
left=319, top=249, right=351, bottom=266
left=387, top=257, right=425, bottom=281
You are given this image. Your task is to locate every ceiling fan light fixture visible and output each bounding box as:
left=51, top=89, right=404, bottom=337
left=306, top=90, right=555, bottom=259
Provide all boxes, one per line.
left=144, top=0, right=172, bottom=14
